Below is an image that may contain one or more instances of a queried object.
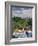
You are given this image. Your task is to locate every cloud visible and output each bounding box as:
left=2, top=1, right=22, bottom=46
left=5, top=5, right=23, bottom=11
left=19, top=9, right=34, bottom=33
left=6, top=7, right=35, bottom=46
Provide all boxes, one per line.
left=12, top=7, right=32, bottom=18
left=12, top=7, right=32, bottom=13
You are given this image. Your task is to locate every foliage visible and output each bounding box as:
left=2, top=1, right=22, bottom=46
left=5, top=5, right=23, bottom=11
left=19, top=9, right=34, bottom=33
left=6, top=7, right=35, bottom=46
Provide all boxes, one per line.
left=27, top=18, right=32, bottom=26
left=12, top=17, right=32, bottom=32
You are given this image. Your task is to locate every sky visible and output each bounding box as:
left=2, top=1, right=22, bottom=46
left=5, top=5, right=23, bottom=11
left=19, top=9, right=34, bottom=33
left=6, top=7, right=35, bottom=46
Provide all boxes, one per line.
left=12, top=6, right=32, bottom=18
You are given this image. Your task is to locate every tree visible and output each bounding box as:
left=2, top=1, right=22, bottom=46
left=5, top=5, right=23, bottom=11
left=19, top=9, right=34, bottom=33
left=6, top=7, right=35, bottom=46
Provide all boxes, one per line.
left=12, top=17, right=29, bottom=32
